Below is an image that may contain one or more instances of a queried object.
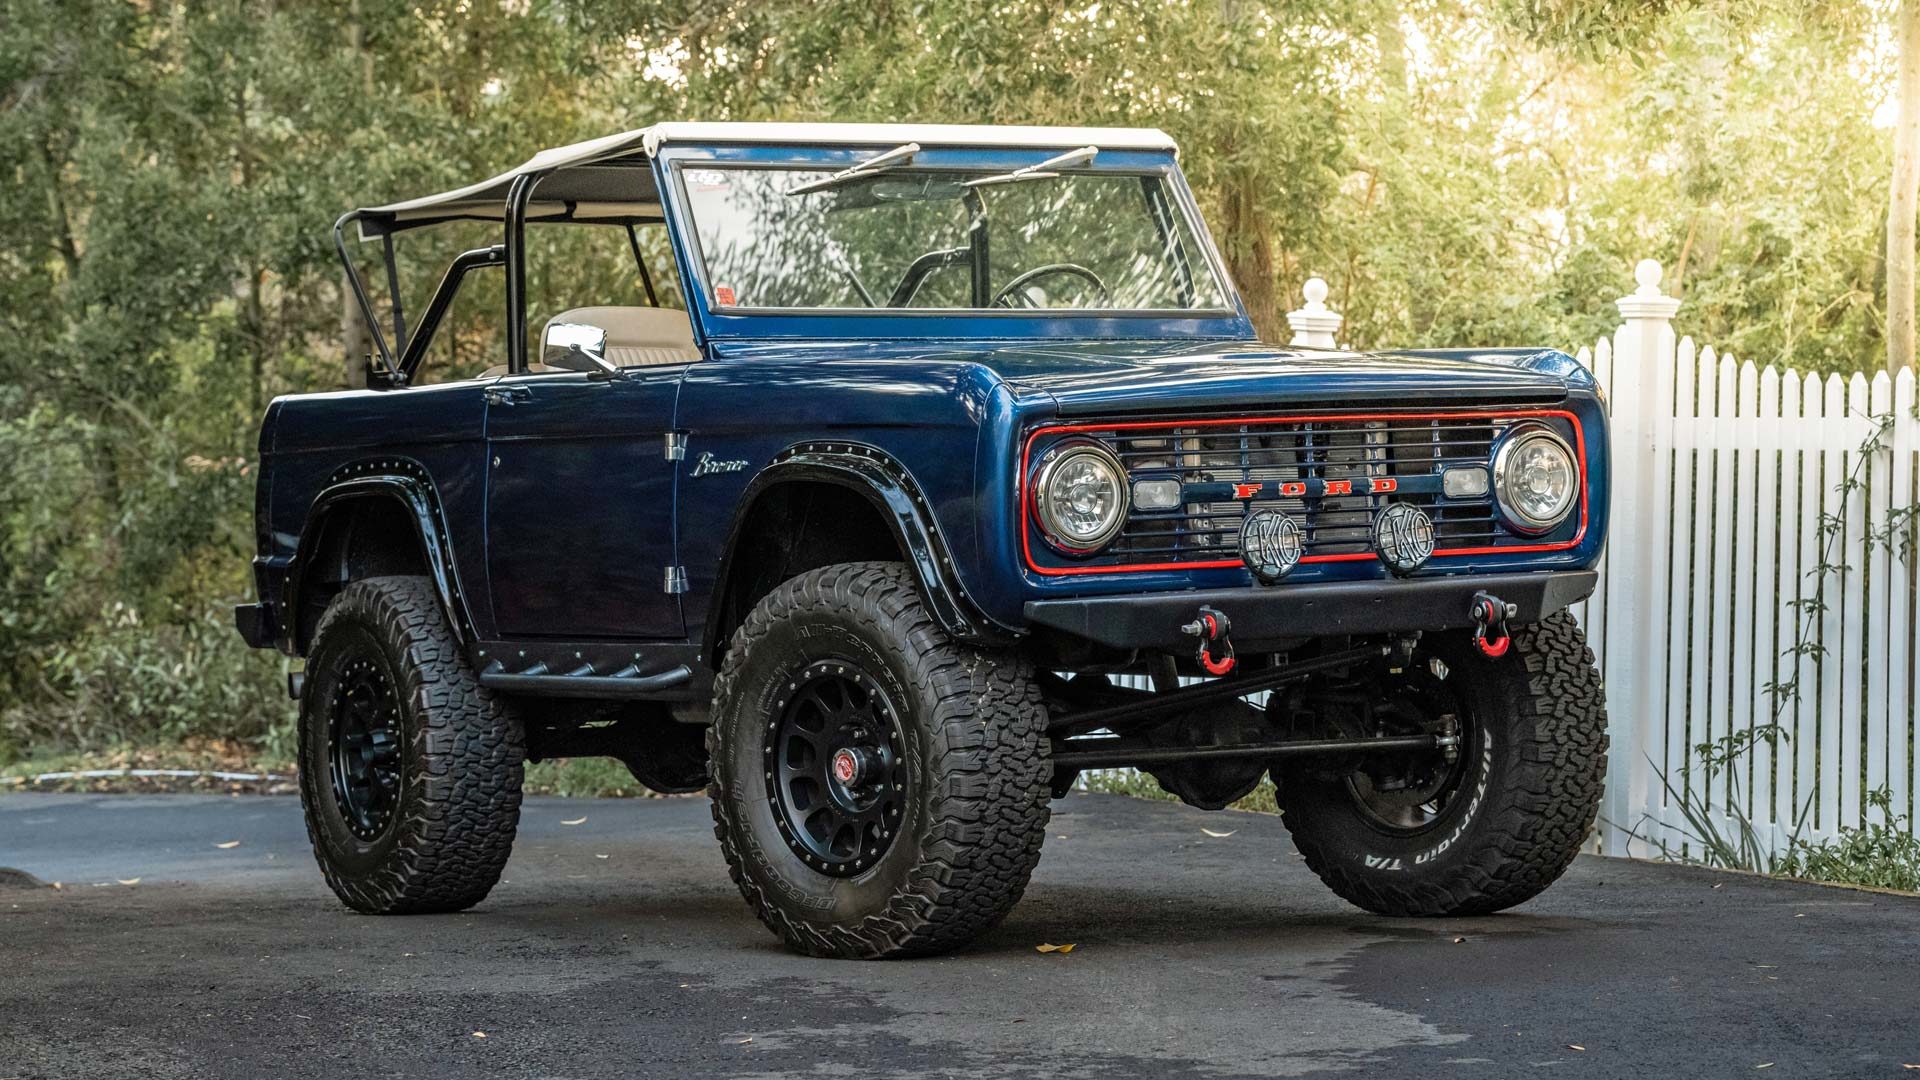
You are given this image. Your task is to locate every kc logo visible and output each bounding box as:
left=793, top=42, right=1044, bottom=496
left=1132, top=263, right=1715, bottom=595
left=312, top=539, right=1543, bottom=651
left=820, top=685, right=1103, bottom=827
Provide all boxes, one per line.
left=1372, top=502, right=1436, bottom=576
left=1240, top=508, right=1304, bottom=583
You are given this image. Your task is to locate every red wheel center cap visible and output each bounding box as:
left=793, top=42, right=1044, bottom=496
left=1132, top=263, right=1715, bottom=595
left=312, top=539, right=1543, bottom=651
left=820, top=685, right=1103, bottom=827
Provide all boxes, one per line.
left=831, top=748, right=861, bottom=786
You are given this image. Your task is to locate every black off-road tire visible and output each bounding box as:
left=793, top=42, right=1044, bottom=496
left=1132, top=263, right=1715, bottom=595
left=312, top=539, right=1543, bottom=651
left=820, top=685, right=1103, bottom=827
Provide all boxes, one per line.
left=708, top=562, right=1051, bottom=959
left=1277, top=612, right=1607, bottom=916
left=297, top=575, right=524, bottom=915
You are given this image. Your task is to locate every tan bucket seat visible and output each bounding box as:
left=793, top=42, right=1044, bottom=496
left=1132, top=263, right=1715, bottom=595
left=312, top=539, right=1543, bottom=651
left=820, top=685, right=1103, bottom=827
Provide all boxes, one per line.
left=480, top=305, right=699, bottom=378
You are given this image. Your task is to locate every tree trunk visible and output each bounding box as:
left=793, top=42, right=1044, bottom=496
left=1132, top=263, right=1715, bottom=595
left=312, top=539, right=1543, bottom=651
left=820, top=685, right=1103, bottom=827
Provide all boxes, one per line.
left=1220, top=170, right=1282, bottom=342
left=1375, top=1, right=1406, bottom=100
left=347, top=0, right=375, bottom=94
left=341, top=272, right=369, bottom=389
left=1887, top=0, right=1920, bottom=374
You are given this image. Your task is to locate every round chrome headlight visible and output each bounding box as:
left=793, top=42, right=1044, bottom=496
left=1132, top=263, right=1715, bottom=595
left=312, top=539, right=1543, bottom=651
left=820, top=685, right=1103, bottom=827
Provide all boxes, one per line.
left=1033, top=440, right=1129, bottom=553
left=1493, top=425, right=1579, bottom=534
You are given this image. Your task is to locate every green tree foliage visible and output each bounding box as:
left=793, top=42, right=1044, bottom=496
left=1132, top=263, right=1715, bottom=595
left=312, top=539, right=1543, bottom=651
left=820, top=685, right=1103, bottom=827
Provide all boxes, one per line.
left=0, top=0, right=1903, bottom=758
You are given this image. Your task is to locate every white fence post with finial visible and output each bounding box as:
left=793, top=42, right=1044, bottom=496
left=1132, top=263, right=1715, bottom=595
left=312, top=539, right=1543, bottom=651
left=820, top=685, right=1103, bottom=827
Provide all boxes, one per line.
left=1598, top=258, right=1681, bottom=856
left=1287, top=278, right=1342, bottom=347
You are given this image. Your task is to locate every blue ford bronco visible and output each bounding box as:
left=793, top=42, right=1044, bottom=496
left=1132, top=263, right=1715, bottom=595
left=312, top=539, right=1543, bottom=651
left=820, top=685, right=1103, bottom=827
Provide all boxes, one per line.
left=236, top=122, right=1608, bottom=959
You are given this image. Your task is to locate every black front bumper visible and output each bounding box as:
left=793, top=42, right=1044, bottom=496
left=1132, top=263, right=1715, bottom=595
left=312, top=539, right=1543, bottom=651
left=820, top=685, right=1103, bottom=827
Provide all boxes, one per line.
left=1023, top=570, right=1597, bottom=652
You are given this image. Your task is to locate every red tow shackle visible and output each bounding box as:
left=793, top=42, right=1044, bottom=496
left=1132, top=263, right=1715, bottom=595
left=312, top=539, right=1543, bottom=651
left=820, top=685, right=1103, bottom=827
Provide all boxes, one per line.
left=1181, top=606, right=1237, bottom=676
left=1468, top=591, right=1514, bottom=659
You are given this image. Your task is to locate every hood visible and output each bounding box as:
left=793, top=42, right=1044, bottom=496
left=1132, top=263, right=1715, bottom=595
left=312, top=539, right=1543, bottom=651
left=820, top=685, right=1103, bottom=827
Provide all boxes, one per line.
left=975, top=340, right=1588, bottom=415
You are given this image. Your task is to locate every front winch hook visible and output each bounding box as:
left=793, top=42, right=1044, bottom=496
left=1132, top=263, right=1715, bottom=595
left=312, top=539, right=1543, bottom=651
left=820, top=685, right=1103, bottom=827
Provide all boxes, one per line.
left=1468, top=591, right=1516, bottom=659
left=1180, top=605, right=1236, bottom=676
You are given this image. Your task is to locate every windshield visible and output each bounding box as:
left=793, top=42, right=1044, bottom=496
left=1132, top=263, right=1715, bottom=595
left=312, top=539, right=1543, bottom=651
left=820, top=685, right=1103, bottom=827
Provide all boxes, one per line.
left=680, top=165, right=1229, bottom=312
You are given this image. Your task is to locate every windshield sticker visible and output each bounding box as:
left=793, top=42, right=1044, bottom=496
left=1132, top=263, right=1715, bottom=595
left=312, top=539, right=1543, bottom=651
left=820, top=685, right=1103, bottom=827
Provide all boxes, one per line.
left=714, top=285, right=737, bottom=307
left=686, top=169, right=730, bottom=191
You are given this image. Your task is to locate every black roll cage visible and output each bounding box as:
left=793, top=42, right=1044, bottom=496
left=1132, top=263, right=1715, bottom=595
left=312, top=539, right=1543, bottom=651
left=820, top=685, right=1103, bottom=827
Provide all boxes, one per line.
left=333, top=163, right=669, bottom=388
left=395, top=244, right=507, bottom=381
left=334, top=153, right=1203, bottom=383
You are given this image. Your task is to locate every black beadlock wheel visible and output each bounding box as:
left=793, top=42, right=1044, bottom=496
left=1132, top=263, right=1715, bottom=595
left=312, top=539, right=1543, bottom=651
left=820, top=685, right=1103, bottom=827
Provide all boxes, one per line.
left=1276, top=611, right=1608, bottom=917
left=297, top=575, right=525, bottom=915
left=765, top=659, right=911, bottom=876
left=708, top=562, right=1052, bottom=959
left=328, top=655, right=403, bottom=842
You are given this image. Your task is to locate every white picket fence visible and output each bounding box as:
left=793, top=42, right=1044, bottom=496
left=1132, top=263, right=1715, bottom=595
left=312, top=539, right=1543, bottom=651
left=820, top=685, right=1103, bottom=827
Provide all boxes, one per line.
left=1579, top=261, right=1920, bottom=859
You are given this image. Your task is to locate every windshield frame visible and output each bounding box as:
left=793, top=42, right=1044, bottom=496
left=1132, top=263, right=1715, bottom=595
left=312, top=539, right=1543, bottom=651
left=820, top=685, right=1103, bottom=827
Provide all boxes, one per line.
left=653, top=142, right=1255, bottom=343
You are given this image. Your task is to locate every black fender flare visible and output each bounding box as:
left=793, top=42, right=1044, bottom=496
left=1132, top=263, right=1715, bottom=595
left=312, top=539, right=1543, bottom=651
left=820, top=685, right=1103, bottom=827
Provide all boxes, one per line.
left=704, top=442, right=1016, bottom=661
left=283, top=460, right=478, bottom=652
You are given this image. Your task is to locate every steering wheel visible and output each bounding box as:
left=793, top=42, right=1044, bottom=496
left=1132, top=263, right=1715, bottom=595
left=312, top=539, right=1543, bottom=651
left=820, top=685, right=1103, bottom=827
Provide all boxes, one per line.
left=990, top=263, right=1111, bottom=308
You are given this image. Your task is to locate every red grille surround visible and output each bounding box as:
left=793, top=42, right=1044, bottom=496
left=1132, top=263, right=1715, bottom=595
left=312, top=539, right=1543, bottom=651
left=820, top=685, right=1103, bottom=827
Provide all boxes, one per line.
left=1020, top=408, right=1589, bottom=577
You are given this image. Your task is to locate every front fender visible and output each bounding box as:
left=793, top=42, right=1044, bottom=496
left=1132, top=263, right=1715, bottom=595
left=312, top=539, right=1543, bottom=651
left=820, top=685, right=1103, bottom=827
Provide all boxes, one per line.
left=704, top=442, right=1015, bottom=661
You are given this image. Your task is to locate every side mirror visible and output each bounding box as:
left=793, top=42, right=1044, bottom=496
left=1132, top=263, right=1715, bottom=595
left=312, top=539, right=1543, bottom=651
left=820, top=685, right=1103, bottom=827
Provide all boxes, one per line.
left=540, top=322, right=623, bottom=379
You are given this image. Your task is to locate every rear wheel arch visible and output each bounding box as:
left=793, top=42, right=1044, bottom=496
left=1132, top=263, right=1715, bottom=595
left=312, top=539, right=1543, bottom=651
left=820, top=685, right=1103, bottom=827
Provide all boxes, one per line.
left=704, top=445, right=1009, bottom=669
left=287, top=469, right=476, bottom=654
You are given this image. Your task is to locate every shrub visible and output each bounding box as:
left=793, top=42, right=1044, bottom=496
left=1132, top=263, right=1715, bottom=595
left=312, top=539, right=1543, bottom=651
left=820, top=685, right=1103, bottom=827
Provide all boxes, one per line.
left=0, top=600, right=293, bottom=764
left=1778, top=790, right=1920, bottom=893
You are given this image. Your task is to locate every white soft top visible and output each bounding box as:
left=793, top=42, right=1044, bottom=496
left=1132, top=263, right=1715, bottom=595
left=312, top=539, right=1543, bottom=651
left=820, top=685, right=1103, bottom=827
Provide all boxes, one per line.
left=356, top=122, right=1178, bottom=235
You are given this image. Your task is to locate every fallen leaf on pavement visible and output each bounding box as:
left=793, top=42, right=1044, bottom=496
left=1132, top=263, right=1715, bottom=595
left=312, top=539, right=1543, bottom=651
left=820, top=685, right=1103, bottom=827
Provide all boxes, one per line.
left=214, top=841, right=240, bottom=850
left=595, top=854, right=609, bottom=860
left=471, top=1032, right=486, bottom=1039
left=1567, top=1045, right=1586, bottom=1052
left=1756, top=1064, right=1773, bottom=1070
left=1452, top=936, right=1466, bottom=943
left=1201, top=828, right=1237, bottom=838
left=561, top=817, right=587, bottom=826
left=1036, top=943, right=1075, bottom=954
left=736, top=1037, right=754, bottom=1045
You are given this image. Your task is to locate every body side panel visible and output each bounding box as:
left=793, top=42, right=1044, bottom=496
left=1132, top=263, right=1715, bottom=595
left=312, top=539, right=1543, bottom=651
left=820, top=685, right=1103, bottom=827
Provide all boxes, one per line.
left=258, top=380, right=495, bottom=646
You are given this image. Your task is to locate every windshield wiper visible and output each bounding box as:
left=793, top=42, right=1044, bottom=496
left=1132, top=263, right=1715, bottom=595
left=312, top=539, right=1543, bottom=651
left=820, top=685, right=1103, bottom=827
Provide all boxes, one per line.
left=784, top=142, right=921, bottom=196
left=962, top=145, right=1099, bottom=188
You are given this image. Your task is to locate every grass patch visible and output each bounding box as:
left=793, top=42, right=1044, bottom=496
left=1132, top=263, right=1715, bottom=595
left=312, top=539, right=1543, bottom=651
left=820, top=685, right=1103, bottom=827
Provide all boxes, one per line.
left=1, top=739, right=686, bottom=801
left=1075, top=768, right=1279, bottom=815
left=0, top=738, right=296, bottom=793
left=522, top=757, right=682, bottom=799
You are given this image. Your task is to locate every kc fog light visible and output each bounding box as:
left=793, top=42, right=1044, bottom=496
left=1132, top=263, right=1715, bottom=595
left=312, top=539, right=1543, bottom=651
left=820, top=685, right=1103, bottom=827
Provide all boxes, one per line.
left=1132, top=477, right=1183, bottom=511
left=1442, top=466, right=1490, bottom=498
left=1493, top=426, right=1578, bottom=534
left=1034, top=440, right=1129, bottom=552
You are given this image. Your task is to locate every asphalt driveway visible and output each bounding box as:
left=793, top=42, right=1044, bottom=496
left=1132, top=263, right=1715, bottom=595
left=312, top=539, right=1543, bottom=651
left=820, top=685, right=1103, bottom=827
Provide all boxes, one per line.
left=1, top=790, right=1916, bottom=1078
